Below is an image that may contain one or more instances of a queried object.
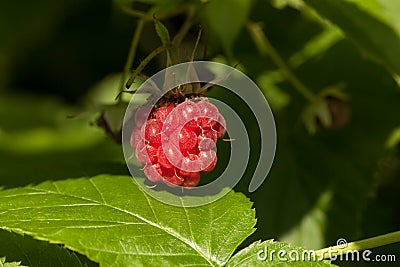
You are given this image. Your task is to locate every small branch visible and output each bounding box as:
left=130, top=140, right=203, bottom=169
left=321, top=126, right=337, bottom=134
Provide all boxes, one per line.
left=121, top=7, right=151, bottom=21
left=316, top=231, right=400, bottom=259
left=246, top=21, right=317, bottom=102
left=190, top=27, right=202, bottom=61
left=125, top=43, right=173, bottom=89
left=118, top=19, right=145, bottom=100
left=121, top=5, right=188, bottom=21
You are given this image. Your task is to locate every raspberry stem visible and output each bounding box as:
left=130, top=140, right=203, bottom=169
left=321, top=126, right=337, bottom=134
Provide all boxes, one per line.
left=126, top=43, right=173, bottom=89
left=121, top=5, right=188, bottom=22
left=118, top=19, right=145, bottom=101
left=315, top=230, right=400, bottom=259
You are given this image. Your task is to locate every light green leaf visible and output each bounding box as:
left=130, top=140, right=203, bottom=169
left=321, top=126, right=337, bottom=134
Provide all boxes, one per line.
left=0, top=175, right=256, bottom=267
left=257, top=71, right=291, bottom=111
left=226, top=240, right=335, bottom=266
left=98, top=102, right=129, bottom=137
left=271, top=0, right=305, bottom=10
left=345, top=0, right=400, bottom=36
left=200, top=0, right=252, bottom=55
left=154, top=18, right=170, bottom=45
left=304, top=0, right=400, bottom=75
left=288, top=27, right=344, bottom=68
left=154, top=18, right=172, bottom=65
left=386, top=126, right=400, bottom=149
left=280, top=190, right=332, bottom=250
left=0, top=257, right=25, bottom=267
left=301, top=99, right=331, bottom=134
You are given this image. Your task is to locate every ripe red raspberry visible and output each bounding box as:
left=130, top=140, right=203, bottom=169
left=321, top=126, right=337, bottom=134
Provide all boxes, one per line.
left=130, top=98, right=226, bottom=188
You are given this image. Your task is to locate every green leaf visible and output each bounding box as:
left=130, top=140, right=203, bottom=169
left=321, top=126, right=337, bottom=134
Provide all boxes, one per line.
left=226, top=240, right=335, bottom=266
left=279, top=190, right=332, bottom=250
left=200, top=0, right=252, bottom=55
left=0, top=175, right=256, bottom=266
left=154, top=18, right=171, bottom=45
left=288, top=27, right=344, bottom=68
left=250, top=48, right=400, bottom=250
left=257, top=71, right=291, bottom=112
left=301, top=98, right=331, bottom=134
left=153, top=18, right=172, bottom=65
left=0, top=257, right=25, bottom=267
left=386, top=126, right=400, bottom=149
left=0, top=230, right=93, bottom=267
left=303, top=0, right=400, bottom=75
left=271, top=0, right=305, bottom=10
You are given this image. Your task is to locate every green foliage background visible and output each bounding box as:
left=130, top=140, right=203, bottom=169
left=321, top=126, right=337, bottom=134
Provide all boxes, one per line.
left=0, top=0, right=400, bottom=266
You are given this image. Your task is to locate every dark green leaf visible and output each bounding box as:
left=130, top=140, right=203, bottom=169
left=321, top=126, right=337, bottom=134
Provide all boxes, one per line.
left=0, top=230, right=92, bottom=267
left=249, top=42, right=400, bottom=250
left=304, top=0, right=400, bottom=75
left=200, top=0, right=252, bottom=55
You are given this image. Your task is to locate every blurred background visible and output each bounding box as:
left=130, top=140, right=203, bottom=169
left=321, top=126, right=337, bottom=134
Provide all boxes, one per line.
left=1, top=0, right=400, bottom=266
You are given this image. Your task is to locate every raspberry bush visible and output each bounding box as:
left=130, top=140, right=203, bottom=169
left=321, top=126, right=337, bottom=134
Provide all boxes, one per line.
left=1, top=0, right=400, bottom=266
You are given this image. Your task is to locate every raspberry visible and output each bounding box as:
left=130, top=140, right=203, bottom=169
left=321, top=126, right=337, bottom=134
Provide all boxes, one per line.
left=203, top=156, right=217, bottom=172
left=156, top=106, right=175, bottom=128
left=175, top=101, right=200, bottom=121
left=135, top=106, right=155, bottom=128
left=181, top=172, right=201, bottom=188
left=130, top=127, right=141, bottom=148
left=143, top=119, right=162, bottom=147
left=144, top=164, right=162, bottom=182
left=157, top=145, right=174, bottom=169
left=130, top=98, right=225, bottom=188
left=197, top=100, right=219, bottom=128
left=198, top=137, right=216, bottom=151
left=135, top=141, right=158, bottom=164
left=212, top=114, right=226, bottom=138
left=163, top=174, right=184, bottom=187
left=179, top=127, right=198, bottom=153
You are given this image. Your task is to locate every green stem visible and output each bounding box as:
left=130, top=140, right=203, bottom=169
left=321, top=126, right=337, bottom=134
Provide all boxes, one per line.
left=316, top=231, right=400, bottom=259
left=246, top=21, right=317, bottom=102
left=125, top=43, right=173, bottom=89
left=121, top=5, right=188, bottom=21
left=393, top=73, right=400, bottom=88
left=118, top=19, right=145, bottom=100
left=120, top=7, right=151, bottom=21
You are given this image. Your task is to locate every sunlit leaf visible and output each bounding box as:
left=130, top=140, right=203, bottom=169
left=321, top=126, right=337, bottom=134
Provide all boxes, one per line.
left=0, top=257, right=25, bottom=267
left=0, top=175, right=256, bottom=266
left=226, top=240, right=335, bottom=266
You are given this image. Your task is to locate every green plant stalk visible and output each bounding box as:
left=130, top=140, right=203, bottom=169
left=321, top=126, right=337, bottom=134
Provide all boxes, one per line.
left=393, top=73, right=400, bottom=88
left=118, top=19, right=145, bottom=99
left=121, top=5, right=188, bottom=21
left=121, top=6, right=195, bottom=92
left=316, top=231, right=400, bottom=259
left=125, top=43, right=173, bottom=89
left=246, top=21, right=317, bottom=102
